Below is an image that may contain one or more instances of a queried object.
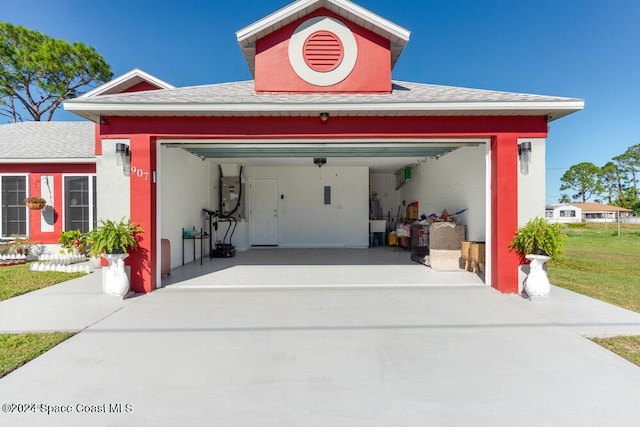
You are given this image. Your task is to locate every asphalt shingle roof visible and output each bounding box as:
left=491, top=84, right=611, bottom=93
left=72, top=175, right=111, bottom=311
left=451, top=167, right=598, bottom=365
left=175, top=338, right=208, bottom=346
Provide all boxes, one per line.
left=0, top=121, right=94, bottom=161
left=68, top=80, right=581, bottom=105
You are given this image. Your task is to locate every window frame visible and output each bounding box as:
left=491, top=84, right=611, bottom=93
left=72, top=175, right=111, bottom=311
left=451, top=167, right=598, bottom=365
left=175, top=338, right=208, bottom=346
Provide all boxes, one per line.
left=62, top=174, right=97, bottom=233
left=0, top=174, right=29, bottom=238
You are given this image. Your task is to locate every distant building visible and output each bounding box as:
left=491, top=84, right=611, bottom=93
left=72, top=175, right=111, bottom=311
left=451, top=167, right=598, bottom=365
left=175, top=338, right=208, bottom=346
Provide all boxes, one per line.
left=546, top=202, right=633, bottom=223
left=545, top=203, right=581, bottom=223
left=572, top=203, right=633, bottom=223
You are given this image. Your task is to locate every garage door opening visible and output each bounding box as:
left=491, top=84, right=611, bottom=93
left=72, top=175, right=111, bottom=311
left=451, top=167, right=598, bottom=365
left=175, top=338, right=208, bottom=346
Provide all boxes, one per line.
left=157, top=138, right=489, bottom=287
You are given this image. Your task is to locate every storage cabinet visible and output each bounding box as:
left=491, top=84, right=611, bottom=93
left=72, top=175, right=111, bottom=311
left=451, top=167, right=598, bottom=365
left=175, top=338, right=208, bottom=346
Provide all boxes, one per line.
left=410, top=224, right=429, bottom=264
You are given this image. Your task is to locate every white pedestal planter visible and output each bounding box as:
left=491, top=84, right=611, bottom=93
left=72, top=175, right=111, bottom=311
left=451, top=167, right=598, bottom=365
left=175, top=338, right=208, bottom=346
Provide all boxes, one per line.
left=524, top=254, right=551, bottom=297
left=101, top=253, right=132, bottom=298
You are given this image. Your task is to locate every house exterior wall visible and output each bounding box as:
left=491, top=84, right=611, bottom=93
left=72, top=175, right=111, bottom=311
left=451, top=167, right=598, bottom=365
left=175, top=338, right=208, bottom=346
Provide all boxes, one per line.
left=518, top=138, right=546, bottom=226
left=96, top=139, right=131, bottom=221
left=255, top=8, right=391, bottom=93
left=97, top=114, right=547, bottom=293
left=0, top=164, right=95, bottom=244
left=584, top=212, right=621, bottom=223
left=399, top=145, right=487, bottom=242
left=545, top=205, right=581, bottom=223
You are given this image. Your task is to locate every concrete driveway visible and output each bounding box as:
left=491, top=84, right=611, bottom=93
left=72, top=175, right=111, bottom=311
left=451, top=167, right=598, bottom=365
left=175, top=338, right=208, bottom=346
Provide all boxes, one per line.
left=1, top=250, right=640, bottom=426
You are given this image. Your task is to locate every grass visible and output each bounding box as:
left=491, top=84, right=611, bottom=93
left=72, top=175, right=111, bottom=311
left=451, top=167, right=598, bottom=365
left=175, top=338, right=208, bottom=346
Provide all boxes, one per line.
left=0, top=263, right=85, bottom=377
left=0, top=332, right=76, bottom=378
left=0, top=262, right=85, bottom=302
left=590, top=336, right=640, bottom=367
left=547, top=223, right=640, bottom=313
left=547, top=223, right=640, bottom=368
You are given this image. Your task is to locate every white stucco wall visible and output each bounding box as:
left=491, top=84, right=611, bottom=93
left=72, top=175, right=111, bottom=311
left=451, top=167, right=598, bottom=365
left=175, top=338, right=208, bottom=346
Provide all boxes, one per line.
left=369, top=173, right=402, bottom=220
left=399, top=145, right=487, bottom=242
left=243, top=166, right=369, bottom=248
left=160, top=146, right=217, bottom=267
left=96, top=139, right=130, bottom=221
left=518, top=138, right=546, bottom=226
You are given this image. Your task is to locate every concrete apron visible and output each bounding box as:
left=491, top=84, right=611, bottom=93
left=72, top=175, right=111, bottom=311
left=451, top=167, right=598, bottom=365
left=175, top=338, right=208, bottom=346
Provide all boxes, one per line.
left=1, top=285, right=640, bottom=426
left=162, top=247, right=486, bottom=290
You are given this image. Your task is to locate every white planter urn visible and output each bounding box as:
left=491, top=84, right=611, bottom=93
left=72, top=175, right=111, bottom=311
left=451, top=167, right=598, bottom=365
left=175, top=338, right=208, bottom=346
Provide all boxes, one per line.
left=102, top=253, right=130, bottom=297
left=524, top=254, right=551, bottom=297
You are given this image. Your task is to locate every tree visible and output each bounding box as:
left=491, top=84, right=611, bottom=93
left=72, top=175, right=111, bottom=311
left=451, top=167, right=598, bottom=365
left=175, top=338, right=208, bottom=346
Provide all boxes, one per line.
left=558, top=194, right=571, bottom=203
left=599, top=161, right=623, bottom=204
left=613, top=144, right=640, bottom=199
left=0, top=23, right=112, bottom=122
left=611, top=144, right=640, bottom=209
left=560, top=162, right=603, bottom=203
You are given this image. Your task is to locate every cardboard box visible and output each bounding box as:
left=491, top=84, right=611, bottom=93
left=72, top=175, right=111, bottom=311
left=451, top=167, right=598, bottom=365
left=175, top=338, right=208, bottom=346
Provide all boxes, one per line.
left=406, top=206, right=418, bottom=219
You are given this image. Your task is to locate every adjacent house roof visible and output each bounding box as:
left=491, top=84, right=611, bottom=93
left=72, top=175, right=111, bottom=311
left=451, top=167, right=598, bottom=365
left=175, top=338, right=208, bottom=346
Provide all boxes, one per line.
left=78, top=68, right=174, bottom=98
left=236, top=0, right=411, bottom=76
left=571, top=203, right=633, bottom=213
left=545, top=203, right=579, bottom=210
left=64, top=79, right=585, bottom=123
left=0, top=122, right=95, bottom=163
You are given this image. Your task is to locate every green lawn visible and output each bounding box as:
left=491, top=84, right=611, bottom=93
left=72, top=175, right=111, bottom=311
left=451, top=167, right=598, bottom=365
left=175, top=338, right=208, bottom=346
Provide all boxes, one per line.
left=0, top=263, right=85, bottom=377
left=0, top=262, right=85, bottom=302
left=0, top=332, right=76, bottom=378
left=548, top=223, right=640, bottom=367
left=548, top=223, right=640, bottom=313
left=591, top=336, right=640, bottom=367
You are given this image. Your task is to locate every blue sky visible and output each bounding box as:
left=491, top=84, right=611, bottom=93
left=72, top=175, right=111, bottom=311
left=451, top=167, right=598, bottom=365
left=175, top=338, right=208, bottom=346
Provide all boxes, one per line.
left=3, top=0, right=639, bottom=204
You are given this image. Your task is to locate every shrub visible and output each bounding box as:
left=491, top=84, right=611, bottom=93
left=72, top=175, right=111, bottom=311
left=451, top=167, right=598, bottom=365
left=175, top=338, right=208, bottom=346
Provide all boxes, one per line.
left=509, top=217, right=566, bottom=261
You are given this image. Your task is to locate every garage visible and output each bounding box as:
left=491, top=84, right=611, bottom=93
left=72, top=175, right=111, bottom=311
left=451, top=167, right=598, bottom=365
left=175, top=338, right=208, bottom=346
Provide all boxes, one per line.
left=63, top=0, right=583, bottom=294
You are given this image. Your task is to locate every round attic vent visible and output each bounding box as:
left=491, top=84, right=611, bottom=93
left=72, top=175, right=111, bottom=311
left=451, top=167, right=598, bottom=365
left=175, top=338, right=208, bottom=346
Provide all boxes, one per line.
left=288, top=16, right=357, bottom=87
left=303, top=31, right=344, bottom=72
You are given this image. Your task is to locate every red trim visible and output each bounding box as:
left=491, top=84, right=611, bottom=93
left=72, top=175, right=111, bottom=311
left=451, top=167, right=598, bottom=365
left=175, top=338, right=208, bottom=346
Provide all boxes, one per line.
left=95, top=123, right=102, bottom=156
left=122, top=81, right=163, bottom=93
left=127, top=135, right=157, bottom=293
left=95, top=114, right=547, bottom=294
left=490, top=134, right=520, bottom=293
left=99, top=116, right=549, bottom=138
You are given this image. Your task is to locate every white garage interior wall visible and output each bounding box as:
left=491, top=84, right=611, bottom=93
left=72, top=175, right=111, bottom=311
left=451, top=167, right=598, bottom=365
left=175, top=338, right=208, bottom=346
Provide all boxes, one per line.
left=160, top=146, right=218, bottom=268
left=244, top=166, right=369, bottom=248
left=159, top=143, right=488, bottom=272
left=369, top=173, right=402, bottom=220
left=398, top=145, right=487, bottom=242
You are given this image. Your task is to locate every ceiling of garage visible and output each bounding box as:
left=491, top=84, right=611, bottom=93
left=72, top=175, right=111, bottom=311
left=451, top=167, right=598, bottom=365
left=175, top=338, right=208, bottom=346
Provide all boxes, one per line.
left=162, top=140, right=483, bottom=173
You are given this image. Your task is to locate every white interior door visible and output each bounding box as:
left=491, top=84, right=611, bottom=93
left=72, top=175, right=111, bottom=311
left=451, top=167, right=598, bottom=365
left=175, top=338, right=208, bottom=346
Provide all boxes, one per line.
left=250, top=179, right=279, bottom=246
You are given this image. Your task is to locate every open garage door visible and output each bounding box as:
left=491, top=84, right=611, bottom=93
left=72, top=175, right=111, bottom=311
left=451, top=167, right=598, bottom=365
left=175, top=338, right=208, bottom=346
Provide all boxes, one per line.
left=158, top=138, right=489, bottom=285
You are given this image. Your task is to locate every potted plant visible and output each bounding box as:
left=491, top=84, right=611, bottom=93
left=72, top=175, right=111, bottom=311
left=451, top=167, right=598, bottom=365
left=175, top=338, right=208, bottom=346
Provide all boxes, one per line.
left=88, top=218, right=143, bottom=297
left=24, top=196, right=47, bottom=210
left=88, top=218, right=143, bottom=257
left=509, top=217, right=565, bottom=297
left=59, top=230, right=86, bottom=254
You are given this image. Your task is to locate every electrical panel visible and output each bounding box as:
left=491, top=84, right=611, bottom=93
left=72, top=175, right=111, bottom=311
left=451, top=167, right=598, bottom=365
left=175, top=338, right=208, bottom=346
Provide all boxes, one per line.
left=221, top=177, right=244, bottom=219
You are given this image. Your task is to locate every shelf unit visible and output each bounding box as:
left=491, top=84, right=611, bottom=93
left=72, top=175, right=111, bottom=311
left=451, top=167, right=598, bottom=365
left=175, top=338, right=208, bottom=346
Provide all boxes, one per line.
left=182, top=227, right=210, bottom=266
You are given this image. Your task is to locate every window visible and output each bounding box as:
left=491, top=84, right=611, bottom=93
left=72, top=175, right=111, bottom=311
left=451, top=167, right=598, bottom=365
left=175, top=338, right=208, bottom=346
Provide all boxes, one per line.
left=64, top=176, right=97, bottom=233
left=559, top=210, right=576, bottom=218
left=1, top=176, right=27, bottom=237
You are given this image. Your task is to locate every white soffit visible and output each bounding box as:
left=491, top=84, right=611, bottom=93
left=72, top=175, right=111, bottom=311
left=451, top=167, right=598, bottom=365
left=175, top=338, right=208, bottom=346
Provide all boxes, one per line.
left=63, top=100, right=585, bottom=123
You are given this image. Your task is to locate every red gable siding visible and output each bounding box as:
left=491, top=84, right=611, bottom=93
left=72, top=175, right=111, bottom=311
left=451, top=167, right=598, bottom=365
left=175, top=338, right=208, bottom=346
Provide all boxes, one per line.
left=255, top=8, right=391, bottom=93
